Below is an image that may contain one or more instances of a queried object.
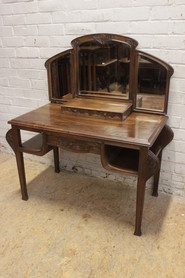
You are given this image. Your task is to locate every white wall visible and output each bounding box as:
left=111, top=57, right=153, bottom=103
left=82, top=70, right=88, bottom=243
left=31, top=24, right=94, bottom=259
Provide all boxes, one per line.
left=0, top=0, right=185, bottom=197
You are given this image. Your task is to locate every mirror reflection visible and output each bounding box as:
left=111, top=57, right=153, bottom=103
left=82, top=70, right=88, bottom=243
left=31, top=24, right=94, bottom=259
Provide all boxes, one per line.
left=79, top=41, right=130, bottom=98
left=50, top=53, right=71, bottom=98
left=136, top=55, right=167, bottom=111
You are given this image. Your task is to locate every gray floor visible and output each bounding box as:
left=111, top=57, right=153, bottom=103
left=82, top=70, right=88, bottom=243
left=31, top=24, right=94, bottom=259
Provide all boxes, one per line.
left=0, top=152, right=185, bottom=277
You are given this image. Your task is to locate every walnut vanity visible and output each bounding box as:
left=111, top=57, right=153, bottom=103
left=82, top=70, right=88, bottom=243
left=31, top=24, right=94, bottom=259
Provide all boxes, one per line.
left=6, top=34, right=174, bottom=236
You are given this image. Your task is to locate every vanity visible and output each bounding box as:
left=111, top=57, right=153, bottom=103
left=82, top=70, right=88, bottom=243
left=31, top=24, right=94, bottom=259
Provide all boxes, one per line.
left=6, top=33, right=174, bottom=235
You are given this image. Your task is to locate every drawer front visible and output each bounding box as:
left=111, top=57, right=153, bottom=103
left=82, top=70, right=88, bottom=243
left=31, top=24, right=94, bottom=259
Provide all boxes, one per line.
left=47, top=135, right=101, bottom=154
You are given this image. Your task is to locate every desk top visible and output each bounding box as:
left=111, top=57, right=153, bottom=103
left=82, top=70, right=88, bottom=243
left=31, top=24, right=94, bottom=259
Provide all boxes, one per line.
left=9, top=103, right=167, bottom=148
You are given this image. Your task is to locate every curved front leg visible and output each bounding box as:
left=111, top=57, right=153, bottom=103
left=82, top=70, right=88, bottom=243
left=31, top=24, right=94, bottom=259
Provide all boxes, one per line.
left=151, top=125, right=174, bottom=197
left=6, top=128, right=15, bottom=152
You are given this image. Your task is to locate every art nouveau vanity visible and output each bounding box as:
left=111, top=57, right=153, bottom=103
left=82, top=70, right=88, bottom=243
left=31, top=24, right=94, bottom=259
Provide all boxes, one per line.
left=6, top=34, right=174, bottom=236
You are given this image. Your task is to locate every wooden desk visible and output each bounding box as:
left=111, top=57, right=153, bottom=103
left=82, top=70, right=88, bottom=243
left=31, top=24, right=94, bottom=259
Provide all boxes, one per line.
left=6, top=103, right=173, bottom=236
left=6, top=33, right=174, bottom=236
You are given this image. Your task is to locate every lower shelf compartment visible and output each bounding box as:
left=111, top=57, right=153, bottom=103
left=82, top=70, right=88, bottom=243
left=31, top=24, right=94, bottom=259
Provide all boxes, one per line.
left=101, top=145, right=139, bottom=175
left=22, top=133, right=43, bottom=152
left=20, top=132, right=52, bottom=156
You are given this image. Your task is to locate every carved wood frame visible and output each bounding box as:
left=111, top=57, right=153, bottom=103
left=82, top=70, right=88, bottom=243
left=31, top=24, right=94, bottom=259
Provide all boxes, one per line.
left=134, top=51, right=174, bottom=114
left=71, top=33, right=138, bottom=102
left=45, top=49, right=74, bottom=103
left=44, top=33, right=174, bottom=115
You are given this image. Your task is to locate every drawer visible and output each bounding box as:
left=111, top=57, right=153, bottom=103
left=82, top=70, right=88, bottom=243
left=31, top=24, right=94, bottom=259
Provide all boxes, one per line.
left=47, top=135, right=101, bottom=154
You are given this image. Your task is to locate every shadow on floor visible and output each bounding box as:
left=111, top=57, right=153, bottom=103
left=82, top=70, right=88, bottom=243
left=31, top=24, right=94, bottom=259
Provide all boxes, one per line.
left=20, top=165, right=172, bottom=236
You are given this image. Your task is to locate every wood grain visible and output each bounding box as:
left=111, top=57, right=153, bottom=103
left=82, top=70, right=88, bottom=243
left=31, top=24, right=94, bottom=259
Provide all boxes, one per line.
left=9, top=103, right=167, bottom=148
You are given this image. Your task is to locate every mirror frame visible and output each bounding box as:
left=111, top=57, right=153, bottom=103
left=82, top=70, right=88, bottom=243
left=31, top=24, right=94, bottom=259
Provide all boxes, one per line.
left=71, top=33, right=138, bottom=101
left=45, top=49, right=74, bottom=103
left=134, top=51, right=174, bottom=114
left=45, top=34, right=174, bottom=115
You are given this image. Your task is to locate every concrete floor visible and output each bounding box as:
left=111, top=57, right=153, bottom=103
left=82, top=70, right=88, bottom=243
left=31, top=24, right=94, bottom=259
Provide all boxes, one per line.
left=0, top=152, right=185, bottom=278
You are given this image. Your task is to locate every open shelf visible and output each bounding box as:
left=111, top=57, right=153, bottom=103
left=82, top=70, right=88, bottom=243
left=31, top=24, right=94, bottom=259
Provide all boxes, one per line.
left=96, top=59, right=117, bottom=67
left=22, top=133, right=43, bottom=152
left=19, top=133, right=53, bottom=156
left=101, top=145, right=139, bottom=175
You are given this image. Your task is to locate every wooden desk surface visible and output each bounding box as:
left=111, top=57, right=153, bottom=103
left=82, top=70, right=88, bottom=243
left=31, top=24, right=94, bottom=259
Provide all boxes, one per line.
left=9, top=103, right=167, bottom=148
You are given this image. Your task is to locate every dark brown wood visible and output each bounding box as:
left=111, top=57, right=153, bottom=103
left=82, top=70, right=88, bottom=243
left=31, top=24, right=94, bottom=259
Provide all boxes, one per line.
left=72, top=34, right=137, bottom=102
left=134, top=51, right=174, bottom=114
left=152, top=151, right=162, bottom=197
left=48, top=135, right=101, bottom=154
left=134, top=147, right=148, bottom=236
left=8, top=103, right=168, bottom=148
left=53, top=147, right=60, bottom=173
left=6, top=34, right=174, bottom=236
left=101, top=144, right=139, bottom=176
left=7, top=103, right=169, bottom=235
left=6, top=128, right=15, bottom=152
left=20, top=133, right=53, bottom=156
left=12, top=127, right=28, bottom=201
left=151, top=124, right=174, bottom=157
left=151, top=124, right=174, bottom=196
left=45, top=49, right=73, bottom=102
left=60, top=97, right=132, bottom=121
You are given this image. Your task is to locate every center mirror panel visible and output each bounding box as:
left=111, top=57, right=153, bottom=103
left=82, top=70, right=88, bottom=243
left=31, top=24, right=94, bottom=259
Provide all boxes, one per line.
left=78, top=41, right=131, bottom=99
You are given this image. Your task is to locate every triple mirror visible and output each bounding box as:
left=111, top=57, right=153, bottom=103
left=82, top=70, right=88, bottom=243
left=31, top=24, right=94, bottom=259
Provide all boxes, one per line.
left=45, top=34, right=173, bottom=115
